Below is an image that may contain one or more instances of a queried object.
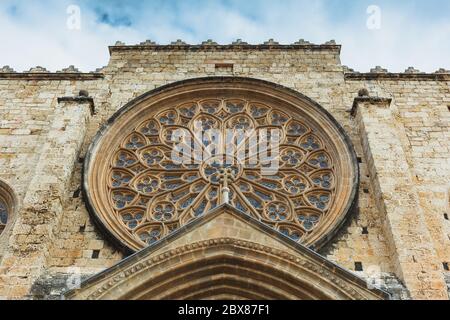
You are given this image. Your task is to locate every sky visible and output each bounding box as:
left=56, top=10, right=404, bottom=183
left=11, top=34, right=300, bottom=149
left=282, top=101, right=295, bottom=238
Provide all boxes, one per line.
left=0, top=0, right=449, bottom=72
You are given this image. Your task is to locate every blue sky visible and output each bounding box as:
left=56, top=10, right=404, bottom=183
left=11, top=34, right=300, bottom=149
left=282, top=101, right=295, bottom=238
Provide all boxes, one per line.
left=0, top=0, right=449, bottom=72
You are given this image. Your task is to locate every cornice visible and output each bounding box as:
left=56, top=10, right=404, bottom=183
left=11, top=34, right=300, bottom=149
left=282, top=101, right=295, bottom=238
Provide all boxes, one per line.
left=0, top=72, right=104, bottom=81
left=345, top=72, right=450, bottom=81
left=108, top=44, right=342, bottom=55
left=351, top=96, right=392, bottom=117
left=57, top=96, right=96, bottom=115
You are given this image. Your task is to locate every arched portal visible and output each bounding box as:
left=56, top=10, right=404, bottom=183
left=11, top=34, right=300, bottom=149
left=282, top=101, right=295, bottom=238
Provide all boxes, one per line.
left=124, top=255, right=342, bottom=300
left=67, top=234, right=387, bottom=300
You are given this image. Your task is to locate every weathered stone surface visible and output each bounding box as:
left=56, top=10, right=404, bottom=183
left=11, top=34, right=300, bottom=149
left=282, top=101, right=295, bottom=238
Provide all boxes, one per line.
left=0, top=42, right=448, bottom=300
left=30, top=272, right=93, bottom=300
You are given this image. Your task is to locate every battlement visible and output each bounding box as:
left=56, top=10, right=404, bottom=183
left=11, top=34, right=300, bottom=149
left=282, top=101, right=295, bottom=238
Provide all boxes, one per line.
left=344, top=65, right=450, bottom=81
left=108, top=38, right=342, bottom=54
left=0, top=39, right=449, bottom=81
left=0, top=64, right=103, bottom=80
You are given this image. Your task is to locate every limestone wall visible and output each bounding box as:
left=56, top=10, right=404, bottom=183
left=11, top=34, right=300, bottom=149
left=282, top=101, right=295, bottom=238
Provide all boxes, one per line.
left=345, top=75, right=450, bottom=267
left=0, top=42, right=448, bottom=299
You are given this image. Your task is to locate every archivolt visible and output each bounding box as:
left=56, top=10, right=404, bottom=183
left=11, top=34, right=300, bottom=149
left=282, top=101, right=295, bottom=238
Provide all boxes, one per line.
left=80, top=238, right=379, bottom=300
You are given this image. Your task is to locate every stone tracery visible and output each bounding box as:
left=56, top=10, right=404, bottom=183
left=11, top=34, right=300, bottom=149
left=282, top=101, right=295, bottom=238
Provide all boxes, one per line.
left=85, top=78, right=358, bottom=252
left=109, top=100, right=338, bottom=248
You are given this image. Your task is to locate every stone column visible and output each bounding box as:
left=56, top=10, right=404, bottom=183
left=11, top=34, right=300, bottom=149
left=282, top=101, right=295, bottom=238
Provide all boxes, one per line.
left=0, top=93, right=94, bottom=299
left=351, top=94, right=448, bottom=300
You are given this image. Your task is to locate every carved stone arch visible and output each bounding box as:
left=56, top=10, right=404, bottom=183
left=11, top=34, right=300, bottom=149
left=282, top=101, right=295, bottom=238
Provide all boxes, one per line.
left=0, top=179, right=18, bottom=256
left=84, top=77, right=359, bottom=253
left=66, top=205, right=388, bottom=300
left=119, top=252, right=349, bottom=300
left=70, top=239, right=384, bottom=300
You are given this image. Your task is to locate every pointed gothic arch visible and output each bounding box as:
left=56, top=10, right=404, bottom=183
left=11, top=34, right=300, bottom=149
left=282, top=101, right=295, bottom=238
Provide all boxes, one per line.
left=66, top=205, right=388, bottom=300
left=81, top=241, right=363, bottom=300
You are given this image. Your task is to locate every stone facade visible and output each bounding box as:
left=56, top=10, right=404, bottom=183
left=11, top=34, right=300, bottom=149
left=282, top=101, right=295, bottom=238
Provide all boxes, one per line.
left=0, top=40, right=449, bottom=300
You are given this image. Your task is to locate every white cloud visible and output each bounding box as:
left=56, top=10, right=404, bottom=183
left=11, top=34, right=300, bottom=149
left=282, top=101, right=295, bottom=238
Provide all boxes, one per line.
left=0, top=0, right=448, bottom=72
left=0, top=0, right=145, bottom=72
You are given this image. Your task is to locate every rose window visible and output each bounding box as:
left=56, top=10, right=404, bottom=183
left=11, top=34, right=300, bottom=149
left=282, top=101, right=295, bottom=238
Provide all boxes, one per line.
left=84, top=78, right=358, bottom=252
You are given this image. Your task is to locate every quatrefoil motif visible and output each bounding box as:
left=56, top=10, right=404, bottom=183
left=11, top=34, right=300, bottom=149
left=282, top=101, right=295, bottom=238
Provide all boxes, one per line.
left=142, top=149, right=164, bottom=166
left=153, top=203, right=176, bottom=221
left=267, top=202, right=289, bottom=221
left=298, top=214, right=320, bottom=230
left=281, top=149, right=303, bottom=166
left=284, top=176, right=307, bottom=195
left=138, top=228, right=162, bottom=245
left=135, top=176, right=160, bottom=194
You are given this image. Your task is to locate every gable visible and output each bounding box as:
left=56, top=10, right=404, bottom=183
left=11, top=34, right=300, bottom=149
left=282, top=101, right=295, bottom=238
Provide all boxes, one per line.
left=66, top=205, right=389, bottom=300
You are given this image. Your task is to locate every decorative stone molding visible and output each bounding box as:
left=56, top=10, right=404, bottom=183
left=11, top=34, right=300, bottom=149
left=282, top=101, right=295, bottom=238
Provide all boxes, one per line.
left=66, top=236, right=388, bottom=300
left=345, top=72, right=450, bottom=81
left=57, top=91, right=96, bottom=115
left=108, top=42, right=341, bottom=54
left=0, top=72, right=104, bottom=80
left=350, top=96, right=392, bottom=116
left=345, top=65, right=450, bottom=80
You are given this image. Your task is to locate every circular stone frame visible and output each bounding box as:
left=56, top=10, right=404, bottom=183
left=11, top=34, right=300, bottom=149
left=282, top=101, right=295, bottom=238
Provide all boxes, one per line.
left=83, top=77, right=359, bottom=254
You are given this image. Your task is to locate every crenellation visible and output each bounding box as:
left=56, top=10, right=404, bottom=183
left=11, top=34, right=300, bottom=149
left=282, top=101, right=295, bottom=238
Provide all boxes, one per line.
left=231, top=39, right=248, bottom=45
left=405, top=67, right=423, bottom=74
left=324, top=40, right=337, bottom=45
left=0, top=66, right=15, bottom=73
left=370, top=66, right=389, bottom=73
left=57, top=65, right=80, bottom=73
left=263, top=39, right=279, bottom=45
left=139, top=40, right=157, bottom=46
left=27, top=66, right=49, bottom=73
left=293, top=39, right=311, bottom=45
left=201, top=39, right=219, bottom=46
left=435, top=68, right=450, bottom=74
